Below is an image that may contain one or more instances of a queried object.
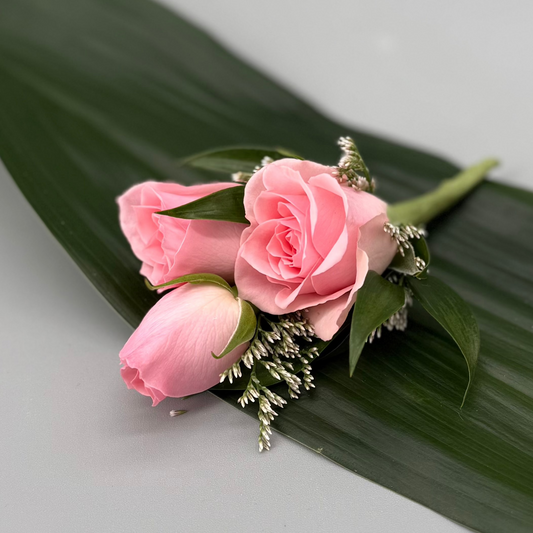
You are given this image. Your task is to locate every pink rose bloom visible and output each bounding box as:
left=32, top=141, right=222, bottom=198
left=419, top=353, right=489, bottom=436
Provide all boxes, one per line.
left=235, top=159, right=397, bottom=341
left=118, top=181, right=246, bottom=286
left=120, top=283, right=248, bottom=405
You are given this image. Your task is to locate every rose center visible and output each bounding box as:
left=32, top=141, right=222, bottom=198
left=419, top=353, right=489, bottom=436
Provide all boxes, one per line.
left=266, top=220, right=304, bottom=278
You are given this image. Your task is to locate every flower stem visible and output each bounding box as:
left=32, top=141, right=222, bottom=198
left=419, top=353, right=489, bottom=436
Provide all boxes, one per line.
left=387, top=158, right=499, bottom=226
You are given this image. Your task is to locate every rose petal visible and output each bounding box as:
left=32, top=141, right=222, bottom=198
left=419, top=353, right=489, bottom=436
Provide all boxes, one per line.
left=117, top=181, right=244, bottom=286
left=234, top=254, right=291, bottom=315
left=271, top=159, right=334, bottom=183
left=310, top=226, right=353, bottom=295
left=120, top=284, right=247, bottom=403
left=307, top=174, right=347, bottom=258
left=306, top=248, right=369, bottom=340
left=358, top=213, right=398, bottom=273
left=239, top=220, right=287, bottom=279
left=168, top=219, right=246, bottom=284
left=343, top=187, right=389, bottom=227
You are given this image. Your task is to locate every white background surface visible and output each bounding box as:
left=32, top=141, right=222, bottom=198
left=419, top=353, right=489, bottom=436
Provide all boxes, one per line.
left=160, top=0, right=533, bottom=190
left=1, top=1, right=532, bottom=532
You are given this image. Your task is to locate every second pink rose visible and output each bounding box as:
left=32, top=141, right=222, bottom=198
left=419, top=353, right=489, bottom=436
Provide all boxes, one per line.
left=118, top=181, right=247, bottom=286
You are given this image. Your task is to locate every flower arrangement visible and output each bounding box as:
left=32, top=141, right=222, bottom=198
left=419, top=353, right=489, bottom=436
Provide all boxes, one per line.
left=117, top=137, right=492, bottom=451
left=4, top=3, right=531, bottom=529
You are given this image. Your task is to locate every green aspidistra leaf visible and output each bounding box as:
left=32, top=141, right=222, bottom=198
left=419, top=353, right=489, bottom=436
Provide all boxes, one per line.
left=406, top=275, right=480, bottom=406
left=182, top=146, right=303, bottom=174
left=349, top=271, right=405, bottom=376
left=2, top=1, right=533, bottom=531
left=158, top=186, right=248, bottom=224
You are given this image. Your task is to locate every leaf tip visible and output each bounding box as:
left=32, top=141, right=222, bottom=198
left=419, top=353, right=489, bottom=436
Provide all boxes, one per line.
left=144, top=278, right=157, bottom=291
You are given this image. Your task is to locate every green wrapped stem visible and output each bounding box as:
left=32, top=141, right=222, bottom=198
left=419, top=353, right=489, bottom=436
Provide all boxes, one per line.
left=387, top=158, right=499, bottom=226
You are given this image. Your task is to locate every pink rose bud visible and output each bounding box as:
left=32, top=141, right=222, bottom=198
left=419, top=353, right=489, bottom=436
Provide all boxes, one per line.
left=120, top=283, right=249, bottom=405
left=235, top=159, right=397, bottom=341
left=118, top=181, right=246, bottom=286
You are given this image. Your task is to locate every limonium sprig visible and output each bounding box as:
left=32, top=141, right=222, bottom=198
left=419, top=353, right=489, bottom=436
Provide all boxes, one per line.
left=220, top=312, right=320, bottom=451
left=332, top=136, right=376, bottom=192
left=383, top=222, right=428, bottom=274
left=384, top=222, right=426, bottom=255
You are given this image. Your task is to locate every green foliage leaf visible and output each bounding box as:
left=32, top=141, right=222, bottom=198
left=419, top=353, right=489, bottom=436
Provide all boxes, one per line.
left=2, top=1, right=533, bottom=531
left=406, top=275, right=480, bottom=406
left=212, top=298, right=257, bottom=359
left=182, top=146, right=303, bottom=174
left=349, top=271, right=406, bottom=375
left=389, top=246, right=418, bottom=276
left=389, top=236, right=430, bottom=277
left=412, top=235, right=431, bottom=276
left=145, top=272, right=232, bottom=292
left=158, top=186, right=248, bottom=224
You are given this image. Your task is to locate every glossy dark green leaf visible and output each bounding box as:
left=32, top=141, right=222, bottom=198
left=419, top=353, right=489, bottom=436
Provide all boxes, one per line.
left=1, top=1, right=533, bottom=532
left=389, top=235, right=430, bottom=277
left=158, top=186, right=248, bottom=224
left=412, top=235, right=431, bottom=277
left=349, top=271, right=405, bottom=375
left=182, top=146, right=303, bottom=174
left=406, top=275, right=480, bottom=406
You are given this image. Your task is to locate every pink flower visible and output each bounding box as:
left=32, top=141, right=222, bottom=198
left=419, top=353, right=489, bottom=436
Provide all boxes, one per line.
left=118, top=181, right=246, bottom=286
left=120, top=283, right=248, bottom=405
left=234, top=159, right=397, bottom=341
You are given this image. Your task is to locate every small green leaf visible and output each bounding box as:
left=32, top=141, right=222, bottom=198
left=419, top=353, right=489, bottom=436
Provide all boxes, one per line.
left=145, top=273, right=232, bottom=292
left=349, top=271, right=406, bottom=376
left=406, top=275, right=480, bottom=406
left=181, top=146, right=303, bottom=174
left=389, top=236, right=430, bottom=278
left=412, top=236, right=430, bottom=277
left=389, top=245, right=417, bottom=276
left=158, top=186, right=248, bottom=224
left=212, top=298, right=257, bottom=359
